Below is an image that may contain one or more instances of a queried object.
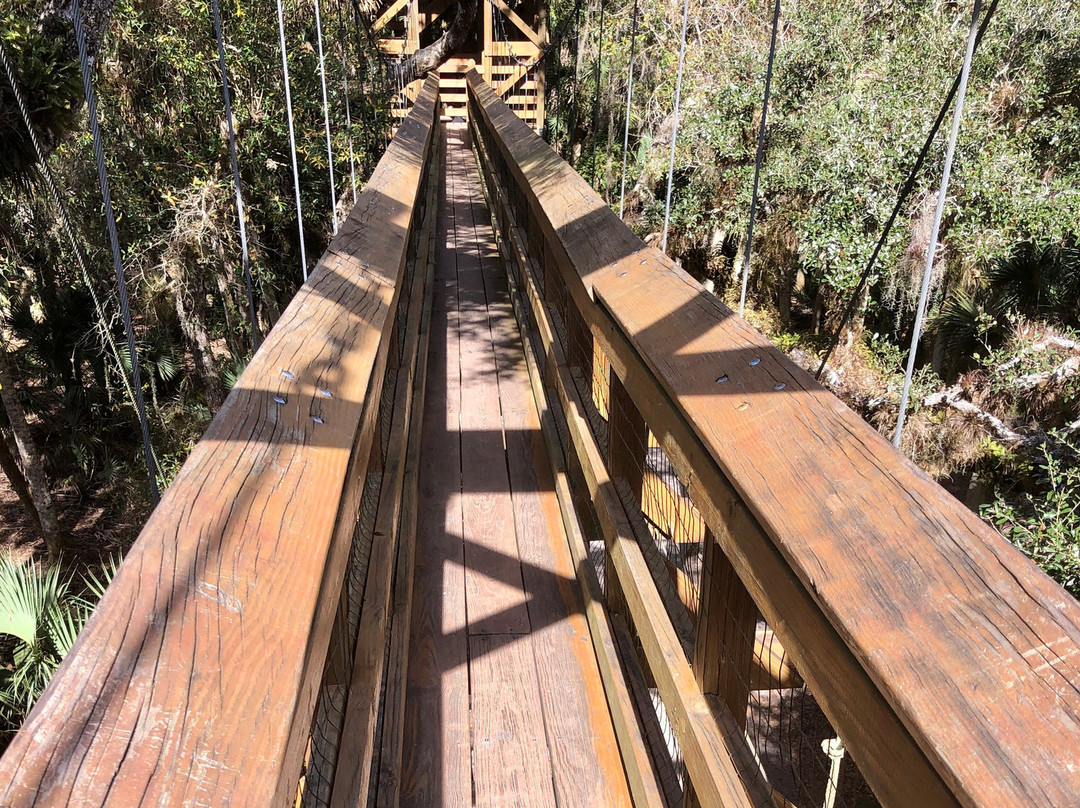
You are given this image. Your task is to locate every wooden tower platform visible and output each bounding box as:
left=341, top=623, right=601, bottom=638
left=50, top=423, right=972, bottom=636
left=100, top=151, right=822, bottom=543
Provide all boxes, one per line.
left=376, top=0, right=546, bottom=131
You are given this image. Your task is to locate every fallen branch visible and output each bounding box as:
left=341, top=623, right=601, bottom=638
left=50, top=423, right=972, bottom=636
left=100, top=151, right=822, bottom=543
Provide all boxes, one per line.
left=922, top=386, right=1027, bottom=444
left=393, top=0, right=478, bottom=86
left=1014, top=355, right=1080, bottom=392
left=997, top=336, right=1080, bottom=373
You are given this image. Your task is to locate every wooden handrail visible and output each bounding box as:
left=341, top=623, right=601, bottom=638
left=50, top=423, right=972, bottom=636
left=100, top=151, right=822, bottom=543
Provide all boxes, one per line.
left=0, top=75, right=440, bottom=808
left=466, top=70, right=1080, bottom=808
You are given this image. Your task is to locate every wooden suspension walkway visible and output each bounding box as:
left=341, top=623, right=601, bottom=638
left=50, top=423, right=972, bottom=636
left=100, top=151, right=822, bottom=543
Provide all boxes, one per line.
left=399, top=124, right=631, bottom=807
left=0, top=74, right=1078, bottom=808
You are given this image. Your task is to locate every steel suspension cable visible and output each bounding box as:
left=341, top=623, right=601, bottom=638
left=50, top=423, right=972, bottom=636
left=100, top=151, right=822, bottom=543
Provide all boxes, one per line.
left=815, top=0, right=998, bottom=381
left=894, top=0, right=982, bottom=448
left=660, top=0, right=690, bottom=254
left=337, top=0, right=358, bottom=203
left=567, top=0, right=583, bottom=156
left=617, top=0, right=639, bottom=219
left=314, top=0, right=339, bottom=234
left=274, top=0, right=310, bottom=280
left=71, top=0, right=160, bottom=503
left=737, top=0, right=780, bottom=317
left=590, top=0, right=605, bottom=185
left=210, top=0, right=261, bottom=353
left=0, top=39, right=143, bottom=425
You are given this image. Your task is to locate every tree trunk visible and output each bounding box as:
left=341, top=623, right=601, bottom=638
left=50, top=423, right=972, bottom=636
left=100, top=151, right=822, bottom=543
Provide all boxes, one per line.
left=811, top=286, right=826, bottom=335
left=0, top=354, right=62, bottom=555
left=392, top=0, right=479, bottom=86
left=0, top=426, right=44, bottom=539
left=776, top=265, right=794, bottom=328
left=173, top=283, right=224, bottom=409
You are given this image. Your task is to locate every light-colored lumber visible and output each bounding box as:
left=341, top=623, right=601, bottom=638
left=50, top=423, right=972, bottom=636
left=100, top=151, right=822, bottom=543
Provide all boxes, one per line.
left=488, top=0, right=543, bottom=47
left=466, top=68, right=1080, bottom=808
left=399, top=126, right=471, bottom=808
left=472, top=125, right=668, bottom=808
left=0, top=75, right=441, bottom=808
left=469, top=635, right=558, bottom=808
left=471, top=155, right=636, bottom=808
left=373, top=0, right=408, bottom=32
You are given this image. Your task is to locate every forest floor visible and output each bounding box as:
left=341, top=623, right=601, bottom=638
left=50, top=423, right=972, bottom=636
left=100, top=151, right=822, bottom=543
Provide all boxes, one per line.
left=0, top=473, right=139, bottom=565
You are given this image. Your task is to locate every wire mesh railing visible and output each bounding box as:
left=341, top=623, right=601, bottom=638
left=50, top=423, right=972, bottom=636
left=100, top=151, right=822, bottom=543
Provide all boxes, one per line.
left=468, top=71, right=884, bottom=808
left=292, top=97, right=438, bottom=808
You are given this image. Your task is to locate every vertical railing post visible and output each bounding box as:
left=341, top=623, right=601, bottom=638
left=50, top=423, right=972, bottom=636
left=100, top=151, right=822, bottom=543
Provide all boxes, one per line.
left=608, top=372, right=646, bottom=501
left=566, top=296, right=594, bottom=383
left=606, top=371, right=647, bottom=620
left=694, top=528, right=757, bottom=730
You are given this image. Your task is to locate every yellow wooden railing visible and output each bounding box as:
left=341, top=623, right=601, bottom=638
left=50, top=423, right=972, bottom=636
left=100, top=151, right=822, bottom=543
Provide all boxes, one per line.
left=466, top=70, right=1080, bottom=808
left=0, top=76, right=441, bottom=808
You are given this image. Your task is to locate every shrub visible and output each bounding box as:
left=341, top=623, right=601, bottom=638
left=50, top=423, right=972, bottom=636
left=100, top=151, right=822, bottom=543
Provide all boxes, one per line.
left=0, top=555, right=115, bottom=729
left=982, top=437, right=1080, bottom=597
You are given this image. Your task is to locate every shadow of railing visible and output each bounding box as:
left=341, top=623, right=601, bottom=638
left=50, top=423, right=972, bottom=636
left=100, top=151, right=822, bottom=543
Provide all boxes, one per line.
left=466, top=68, right=1080, bottom=808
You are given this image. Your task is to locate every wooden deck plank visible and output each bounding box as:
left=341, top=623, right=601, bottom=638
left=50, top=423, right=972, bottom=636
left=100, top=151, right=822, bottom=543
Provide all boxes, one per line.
left=468, top=156, right=635, bottom=808
left=400, top=125, right=471, bottom=808
left=448, top=129, right=531, bottom=637
left=471, top=125, right=671, bottom=808
left=466, top=71, right=1080, bottom=808
left=468, top=634, right=558, bottom=808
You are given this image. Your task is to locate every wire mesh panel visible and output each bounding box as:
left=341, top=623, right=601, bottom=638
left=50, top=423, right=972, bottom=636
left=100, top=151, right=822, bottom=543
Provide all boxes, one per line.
left=295, top=405, right=390, bottom=808
left=467, top=86, right=883, bottom=807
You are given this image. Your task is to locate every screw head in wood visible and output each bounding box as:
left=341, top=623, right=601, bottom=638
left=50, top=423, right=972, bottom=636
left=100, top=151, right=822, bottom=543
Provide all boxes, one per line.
left=273, top=396, right=287, bottom=405
left=749, top=358, right=761, bottom=367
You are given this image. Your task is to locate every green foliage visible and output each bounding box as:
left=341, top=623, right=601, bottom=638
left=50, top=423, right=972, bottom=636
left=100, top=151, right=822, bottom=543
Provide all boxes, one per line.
left=0, top=3, right=83, bottom=182
left=928, top=288, right=1007, bottom=369
left=983, top=438, right=1080, bottom=597
left=0, top=0, right=391, bottom=515
left=984, top=242, right=1080, bottom=329
left=0, top=555, right=117, bottom=727
left=588, top=0, right=1078, bottom=336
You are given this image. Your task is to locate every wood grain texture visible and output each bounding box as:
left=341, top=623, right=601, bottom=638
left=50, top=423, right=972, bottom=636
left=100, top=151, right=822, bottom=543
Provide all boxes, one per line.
left=449, top=131, right=531, bottom=638
left=526, top=290, right=761, bottom=808
left=0, top=75, right=439, bottom=808
left=468, top=105, right=762, bottom=808
left=466, top=69, right=1080, bottom=808
left=468, top=634, right=558, bottom=808
left=473, top=128, right=669, bottom=808
left=403, top=125, right=643, bottom=808
left=400, top=125, right=471, bottom=808
left=471, top=161, right=635, bottom=808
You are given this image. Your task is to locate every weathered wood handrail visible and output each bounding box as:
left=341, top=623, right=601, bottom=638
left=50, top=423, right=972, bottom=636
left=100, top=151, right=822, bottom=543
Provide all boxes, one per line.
left=466, top=70, right=1080, bottom=808
left=0, top=75, right=440, bottom=807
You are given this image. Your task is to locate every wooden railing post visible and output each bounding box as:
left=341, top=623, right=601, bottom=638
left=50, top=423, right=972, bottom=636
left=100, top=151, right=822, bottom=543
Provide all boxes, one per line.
left=694, top=527, right=757, bottom=731
left=606, top=371, right=646, bottom=621
left=608, top=371, right=646, bottom=503
left=566, top=295, right=593, bottom=379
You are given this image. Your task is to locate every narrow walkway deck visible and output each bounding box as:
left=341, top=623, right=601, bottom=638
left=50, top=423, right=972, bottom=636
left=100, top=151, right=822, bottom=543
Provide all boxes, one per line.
left=400, top=125, right=635, bottom=807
